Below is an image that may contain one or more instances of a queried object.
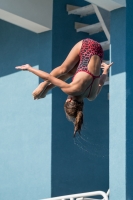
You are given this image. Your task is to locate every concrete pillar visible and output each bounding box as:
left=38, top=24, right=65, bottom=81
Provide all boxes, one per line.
left=110, top=1, right=133, bottom=199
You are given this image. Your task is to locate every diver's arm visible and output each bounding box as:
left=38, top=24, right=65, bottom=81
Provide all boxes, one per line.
left=97, top=62, right=113, bottom=95
left=97, top=73, right=108, bottom=95
left=16, top=64, right=76, bottom=95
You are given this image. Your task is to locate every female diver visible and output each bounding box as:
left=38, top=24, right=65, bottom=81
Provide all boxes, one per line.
left=16, top=38, right=113, bottom=136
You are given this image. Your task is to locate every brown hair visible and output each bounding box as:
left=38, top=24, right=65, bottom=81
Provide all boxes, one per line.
left=64, top=100, right=84, bottom=136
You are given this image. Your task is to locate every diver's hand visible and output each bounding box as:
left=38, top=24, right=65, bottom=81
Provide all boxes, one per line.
left=101, top=62, right=113, bottom=73
left=15, top=64, right=32, bottom=71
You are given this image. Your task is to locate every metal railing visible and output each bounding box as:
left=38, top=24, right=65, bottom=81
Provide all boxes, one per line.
left=41, top=190, right=110, bottom=200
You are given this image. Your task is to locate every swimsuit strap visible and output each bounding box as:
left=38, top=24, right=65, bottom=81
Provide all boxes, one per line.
left=72, top=69, right=100, bottom=81
left=86, top=70, right=100, bottom=79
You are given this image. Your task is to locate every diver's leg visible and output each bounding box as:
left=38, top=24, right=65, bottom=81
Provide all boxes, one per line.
left=33, top=41, right=81, bottom=99
left=87, top=55, right=101, bottom=76
left=34, top=63, right=78, bottom=99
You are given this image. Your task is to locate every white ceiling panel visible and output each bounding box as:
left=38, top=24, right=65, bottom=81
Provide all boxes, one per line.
left=0, top=0, right=53, bottom=32
left=85, top=0, right=126, bottom=11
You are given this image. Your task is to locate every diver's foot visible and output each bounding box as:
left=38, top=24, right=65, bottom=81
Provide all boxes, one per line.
left=32, top=82, right=47, bottom=100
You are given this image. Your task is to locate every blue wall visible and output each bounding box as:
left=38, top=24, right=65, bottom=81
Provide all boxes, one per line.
left=0, top=0, right=110, bottom=199
left=0, top=20, right=52, bottom=200
left=51, top=0, right=109, bottom=196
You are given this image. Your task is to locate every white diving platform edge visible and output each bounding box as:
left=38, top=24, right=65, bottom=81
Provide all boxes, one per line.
left=40, top=190, right=110, bottom=200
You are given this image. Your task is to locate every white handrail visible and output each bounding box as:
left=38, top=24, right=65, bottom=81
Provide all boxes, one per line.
left=40, top=190, right=108, bottom=200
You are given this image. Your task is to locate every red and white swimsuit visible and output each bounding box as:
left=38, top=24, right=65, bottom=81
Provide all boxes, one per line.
left=73, top=38, right=104, bottom=98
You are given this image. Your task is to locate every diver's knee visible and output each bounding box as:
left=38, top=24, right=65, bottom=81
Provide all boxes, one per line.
left=59, top=65, right=69, bottom=74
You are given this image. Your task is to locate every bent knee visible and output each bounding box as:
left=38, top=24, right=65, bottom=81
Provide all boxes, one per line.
left=59, top=65, right=70, bottom=74
left=59, top=62, right=78, bottom=76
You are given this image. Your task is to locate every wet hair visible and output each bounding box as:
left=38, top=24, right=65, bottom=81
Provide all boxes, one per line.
left=64, top=100, right=84, bottom=136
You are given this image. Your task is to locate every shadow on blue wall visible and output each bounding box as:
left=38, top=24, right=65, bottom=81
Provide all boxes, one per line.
left=111, top=8, right=126, bottom=76
left=52, top=0, right=109, bottom=197
left=0, top=19, right=52, bottom=79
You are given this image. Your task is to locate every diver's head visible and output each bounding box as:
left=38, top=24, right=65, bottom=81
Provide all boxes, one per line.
left=64, top=97, right=84, bottom=136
